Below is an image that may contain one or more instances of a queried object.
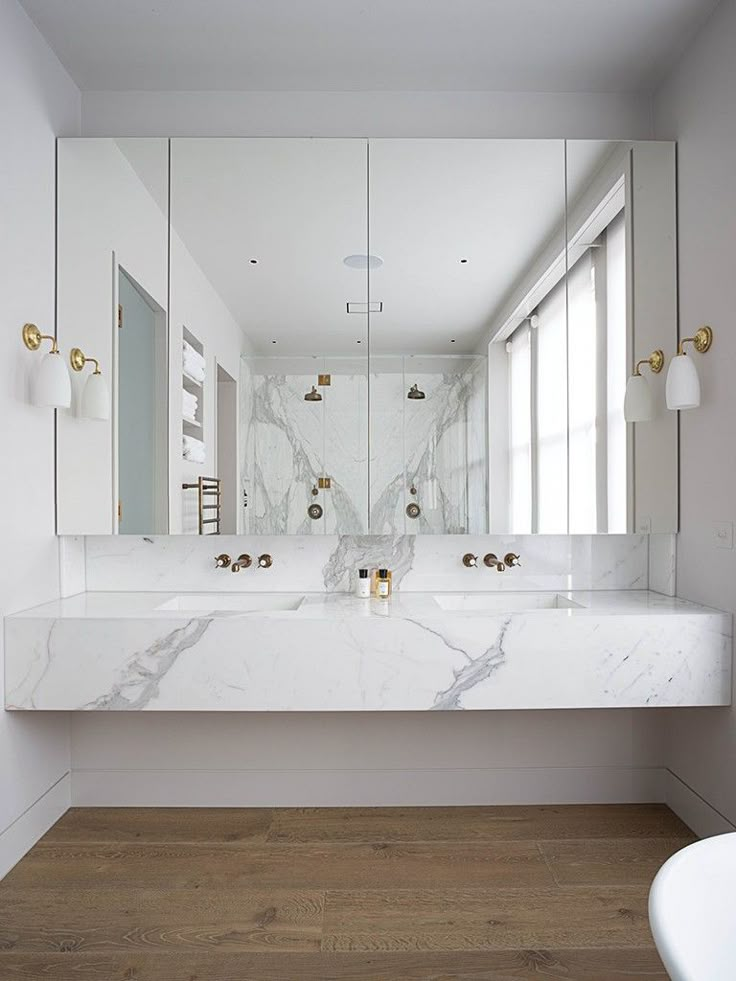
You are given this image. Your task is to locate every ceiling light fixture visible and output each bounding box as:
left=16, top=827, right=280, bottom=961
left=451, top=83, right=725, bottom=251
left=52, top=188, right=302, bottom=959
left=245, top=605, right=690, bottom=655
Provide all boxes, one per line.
left=343, top=254, right=383, bottom=270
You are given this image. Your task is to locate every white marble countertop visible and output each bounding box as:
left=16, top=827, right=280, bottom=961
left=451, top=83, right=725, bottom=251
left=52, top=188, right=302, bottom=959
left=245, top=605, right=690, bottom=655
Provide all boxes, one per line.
left=5, top=590, right=731, bottom=712
left=7, top=589, right=723, bottom=620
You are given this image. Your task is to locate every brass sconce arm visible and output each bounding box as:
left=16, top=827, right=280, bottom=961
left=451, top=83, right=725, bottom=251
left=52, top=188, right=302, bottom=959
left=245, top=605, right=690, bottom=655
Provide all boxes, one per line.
left=22, top=323, right=59, bottom=354
left=677, top=325, right=713, bottom=357
left=70, top=347, right=102, bottom=374
left=633, top=350, right=665, bottom=376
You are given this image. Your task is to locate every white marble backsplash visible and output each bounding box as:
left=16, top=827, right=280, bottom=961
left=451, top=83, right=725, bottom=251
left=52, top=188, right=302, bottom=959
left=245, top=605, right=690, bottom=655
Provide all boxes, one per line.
left=75, top=533, right=675, bottom=594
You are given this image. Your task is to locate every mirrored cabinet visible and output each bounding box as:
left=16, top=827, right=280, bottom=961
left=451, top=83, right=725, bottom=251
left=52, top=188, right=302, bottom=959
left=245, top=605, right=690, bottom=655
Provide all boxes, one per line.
left=54, top=137, right=677, bottom=536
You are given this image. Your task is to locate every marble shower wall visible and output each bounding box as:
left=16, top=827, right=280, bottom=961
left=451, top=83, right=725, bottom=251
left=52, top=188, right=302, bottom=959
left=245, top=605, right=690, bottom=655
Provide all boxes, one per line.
left=81, top=533, right=668, bottom=595
left=240, top=360, right=368, bottom=536
left=241, top=356, right=486, bottom=537
left=370, top=356, right=487, bottom=535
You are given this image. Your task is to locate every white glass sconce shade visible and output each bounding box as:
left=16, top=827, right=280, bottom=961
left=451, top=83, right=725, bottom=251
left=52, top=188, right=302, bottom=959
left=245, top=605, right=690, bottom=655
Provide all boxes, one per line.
left=81, top=370, right=110, bottom=420
left=22, top=323, right=71, bottom=409
left=33, top=351, right=72, bottom=409
left=70, top=346, right=110, bottom=420
left=666, top=353, right=701, bottom=410
left=624, top=373, right=653, bottom=422
left=624, top=349, right=664, bottom=423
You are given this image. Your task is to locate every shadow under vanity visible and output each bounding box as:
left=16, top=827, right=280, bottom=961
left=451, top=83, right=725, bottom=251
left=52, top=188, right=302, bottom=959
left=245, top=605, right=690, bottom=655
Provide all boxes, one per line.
left=8, top=137, right=730, bottom=715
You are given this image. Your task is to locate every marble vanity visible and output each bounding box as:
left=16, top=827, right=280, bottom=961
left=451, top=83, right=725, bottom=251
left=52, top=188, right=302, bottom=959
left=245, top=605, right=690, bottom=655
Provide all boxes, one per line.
left=5, top=589, right=730, bottom=711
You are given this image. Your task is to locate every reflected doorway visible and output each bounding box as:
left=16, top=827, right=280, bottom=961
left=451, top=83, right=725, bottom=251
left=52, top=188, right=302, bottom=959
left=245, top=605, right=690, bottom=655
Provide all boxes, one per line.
left=216, top=362, right=238, bottom=534
left=117, top=267, right=168, bottom=533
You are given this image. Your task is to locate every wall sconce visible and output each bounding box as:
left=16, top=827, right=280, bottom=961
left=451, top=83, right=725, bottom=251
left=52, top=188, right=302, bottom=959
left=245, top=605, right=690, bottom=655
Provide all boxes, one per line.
left=623, top=349, right=664, bottom=422
left=666, top=326, right=713, bottom=411
left=70, top=347, right=110, bottom=420
left=21, top=323, right=71, bottom=409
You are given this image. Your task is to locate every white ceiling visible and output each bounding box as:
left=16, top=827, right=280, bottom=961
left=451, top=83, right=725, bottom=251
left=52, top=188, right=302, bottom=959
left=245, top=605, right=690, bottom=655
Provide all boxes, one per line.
left=21, top=0, right=717, bottom=94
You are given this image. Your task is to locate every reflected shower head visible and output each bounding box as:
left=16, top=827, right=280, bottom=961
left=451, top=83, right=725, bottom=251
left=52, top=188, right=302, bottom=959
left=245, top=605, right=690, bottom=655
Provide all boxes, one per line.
left=407, top=383, right=426, bottom=400
left=304, top=385, right=322, bottom=402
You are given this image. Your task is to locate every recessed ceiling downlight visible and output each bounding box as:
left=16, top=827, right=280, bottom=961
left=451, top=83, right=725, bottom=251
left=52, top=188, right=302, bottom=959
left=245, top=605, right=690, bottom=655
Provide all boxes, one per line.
left=343, top=254, right=383, bottom=270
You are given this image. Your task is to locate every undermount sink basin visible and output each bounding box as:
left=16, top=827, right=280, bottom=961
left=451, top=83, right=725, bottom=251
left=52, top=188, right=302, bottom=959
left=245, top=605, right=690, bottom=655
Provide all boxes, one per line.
left=433, top=592, right=582, bottom=612
left=156, top=594, right=304, bottom=613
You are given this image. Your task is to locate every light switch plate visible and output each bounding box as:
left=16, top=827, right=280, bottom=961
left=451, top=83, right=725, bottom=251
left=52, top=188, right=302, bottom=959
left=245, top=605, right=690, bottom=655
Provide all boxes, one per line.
left=713, top=521, right=734, bottom=549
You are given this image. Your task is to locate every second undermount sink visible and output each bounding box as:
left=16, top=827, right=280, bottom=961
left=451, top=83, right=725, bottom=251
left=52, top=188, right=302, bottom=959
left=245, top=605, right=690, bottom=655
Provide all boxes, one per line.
left=434, top=592, right=583, bottom=612
left=156, top=593, right=305, bottom=613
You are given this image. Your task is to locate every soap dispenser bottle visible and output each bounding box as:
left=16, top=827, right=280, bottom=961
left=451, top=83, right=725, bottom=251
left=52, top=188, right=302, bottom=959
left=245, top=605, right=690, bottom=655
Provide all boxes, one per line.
left=356, top=568, right=371, bottom=598
left=376, top=568, right=392, bottom=599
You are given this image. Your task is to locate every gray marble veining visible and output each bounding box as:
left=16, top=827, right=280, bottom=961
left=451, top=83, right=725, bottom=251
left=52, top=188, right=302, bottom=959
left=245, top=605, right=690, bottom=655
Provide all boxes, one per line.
left=5, top=590, right=731, bottom=712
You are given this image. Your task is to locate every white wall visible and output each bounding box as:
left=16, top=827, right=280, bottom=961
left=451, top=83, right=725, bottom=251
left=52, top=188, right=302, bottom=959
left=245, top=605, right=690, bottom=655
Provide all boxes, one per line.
left=654, top=0, right=736, bottom=833
left=0, top=0, right=80, bottom=876
left=80, top=90, right=652, bottom=140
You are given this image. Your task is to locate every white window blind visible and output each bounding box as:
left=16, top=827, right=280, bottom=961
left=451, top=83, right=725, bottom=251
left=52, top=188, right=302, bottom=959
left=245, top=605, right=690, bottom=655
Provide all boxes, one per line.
left=508, top=324, right=532, bottom=533
left=535, top=276, right=568, bottom=533
left=568, top=251, right=598, bottom=533
left=605, top=210, right=627, bottom=532
left=506, top=206, right=627, bottom=534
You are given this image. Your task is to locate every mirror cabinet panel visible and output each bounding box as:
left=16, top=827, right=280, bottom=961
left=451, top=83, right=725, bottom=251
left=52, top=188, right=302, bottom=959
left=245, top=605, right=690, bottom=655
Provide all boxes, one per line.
left=54, top=138, right=677, bottom=536
left=169, top=139, right=369, bottom=535
left=56, top=139, right=169, bottom=535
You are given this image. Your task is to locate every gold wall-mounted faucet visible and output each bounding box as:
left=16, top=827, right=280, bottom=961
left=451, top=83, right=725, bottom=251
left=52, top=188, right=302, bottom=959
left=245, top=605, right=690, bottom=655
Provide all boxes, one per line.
left=231, top=554, right=252, bottom=572
left=483, top=553, right=506, bottom=572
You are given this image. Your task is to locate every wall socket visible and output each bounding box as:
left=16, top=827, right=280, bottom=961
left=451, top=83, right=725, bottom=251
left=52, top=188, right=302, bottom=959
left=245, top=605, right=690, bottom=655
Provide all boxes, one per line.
left=713, top=521, right=734, bottom=549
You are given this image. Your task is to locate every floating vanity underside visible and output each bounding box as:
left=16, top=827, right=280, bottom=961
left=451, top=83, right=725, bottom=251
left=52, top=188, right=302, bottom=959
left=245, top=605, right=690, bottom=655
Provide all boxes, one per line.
left=4, top=591, right=731, bottom=712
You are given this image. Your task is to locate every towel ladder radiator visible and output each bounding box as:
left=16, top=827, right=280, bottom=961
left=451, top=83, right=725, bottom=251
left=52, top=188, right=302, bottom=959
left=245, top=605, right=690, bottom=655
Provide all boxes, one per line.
left=182, top=476, right=221, bottom=535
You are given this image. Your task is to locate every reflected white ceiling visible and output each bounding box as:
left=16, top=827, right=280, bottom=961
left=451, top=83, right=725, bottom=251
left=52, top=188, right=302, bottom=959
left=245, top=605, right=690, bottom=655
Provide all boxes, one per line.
left=20, top=0, right=716, bottom=94
left=169, top=139, right=575, bottom=356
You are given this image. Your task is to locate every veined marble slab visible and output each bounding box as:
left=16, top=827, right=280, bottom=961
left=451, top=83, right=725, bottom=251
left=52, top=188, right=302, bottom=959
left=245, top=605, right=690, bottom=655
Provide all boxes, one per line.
left=5, top=591, right=730, bottom=712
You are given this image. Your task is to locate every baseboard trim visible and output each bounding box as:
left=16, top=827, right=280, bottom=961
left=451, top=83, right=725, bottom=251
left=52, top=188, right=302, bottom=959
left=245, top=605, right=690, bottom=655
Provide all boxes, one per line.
left=72, top=765, right=665, bottom=807
left=664, top=769, right=736, bottom=838
left=0, top=772, right=70, bottom=880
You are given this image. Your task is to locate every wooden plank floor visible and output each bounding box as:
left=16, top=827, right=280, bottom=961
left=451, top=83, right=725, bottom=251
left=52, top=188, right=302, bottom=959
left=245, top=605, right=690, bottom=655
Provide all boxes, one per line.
left=0, top=804, right=693, bottom=980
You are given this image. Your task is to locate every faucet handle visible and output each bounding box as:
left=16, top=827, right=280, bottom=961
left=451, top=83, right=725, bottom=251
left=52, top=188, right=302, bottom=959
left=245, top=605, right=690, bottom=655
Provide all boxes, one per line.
left=462, top=553, right=478, bottom=568
left=504, top=553, right=521, bottom=568
left=214, top=553, right=231, bottom=569
left=483, top=553, right=506, bottom=572
left=258, top=553, right=273, bottom=569
left=231, top=553, right=252, bottom=572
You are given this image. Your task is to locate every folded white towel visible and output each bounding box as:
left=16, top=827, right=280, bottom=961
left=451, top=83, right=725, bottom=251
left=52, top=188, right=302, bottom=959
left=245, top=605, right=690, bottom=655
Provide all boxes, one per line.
left=183, top=354, right=205, bottom=384
left=182, top=340, right=205, bottom=371
left=182, top=389, right=198, bottom=415
left=182, top=434, right=206, bottom=464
